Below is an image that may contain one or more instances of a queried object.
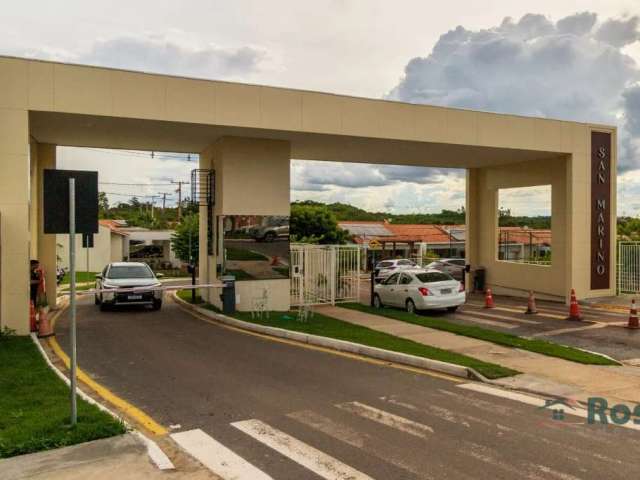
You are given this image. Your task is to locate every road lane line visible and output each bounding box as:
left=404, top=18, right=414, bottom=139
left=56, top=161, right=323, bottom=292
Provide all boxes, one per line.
left=458, top=309, right=540, bottom=324
left=171, top=429, right=272, bottom=480
left=453, top=313, right=518, bottom=329
left=529, top=323, right=607, bottom=337
left=335, top=401, right=433, bottom=438
left=288, top=410, right=435, bottom=478
left=232, top=419, right=374, bottom=480
left=48, top=336, right=168, bottom=436
left=466, top=303, right=565, bottom=319
left=380, top=396, right=471, bottom=428
left=457, top=383, right=640, bottom=431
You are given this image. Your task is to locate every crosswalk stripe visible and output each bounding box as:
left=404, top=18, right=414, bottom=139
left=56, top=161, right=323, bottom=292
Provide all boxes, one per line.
left=171, top=429, right=273, bottom=480
left=288, top=409, right=434, bottom=478
left=466, top=303, right=565, bottom=319
left=232, top=419, right=374, bottom=480
left=380, top=396, right=471, bottom=428
left=335, top=401, right=433, bottom=438
left=453, top=313, right=518, bottom=329
left=459, top=308, right=540, bottom=324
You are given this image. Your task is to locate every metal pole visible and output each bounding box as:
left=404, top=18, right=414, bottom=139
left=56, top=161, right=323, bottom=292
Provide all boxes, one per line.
left=69, top=178, right=78, bottom=426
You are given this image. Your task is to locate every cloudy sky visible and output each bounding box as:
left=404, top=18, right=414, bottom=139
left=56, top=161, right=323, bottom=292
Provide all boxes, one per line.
left=3, top=1, right=640, bottom=214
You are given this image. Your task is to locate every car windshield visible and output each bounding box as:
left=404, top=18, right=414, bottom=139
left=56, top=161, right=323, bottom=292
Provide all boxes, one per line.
left=378, top=261, right=394, bottom=268
left=415, top=272, right=454, bottom=283
left=107, top=265, right=154, bottom=279
left=397, top=260, right=415, bottom=266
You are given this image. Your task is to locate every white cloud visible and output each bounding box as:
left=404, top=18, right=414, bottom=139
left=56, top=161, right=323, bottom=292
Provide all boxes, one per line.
left=21, top=31, right=269, bottom=81
left=387, top=11, right=640, bottom=172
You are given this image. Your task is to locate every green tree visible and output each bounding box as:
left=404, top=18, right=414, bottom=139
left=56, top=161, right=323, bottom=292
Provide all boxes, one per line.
left=290, top=204, right=350, bottom=244
left=98, top=192, right=109, bottom=218
left=171, top=214, right=199, bottom=263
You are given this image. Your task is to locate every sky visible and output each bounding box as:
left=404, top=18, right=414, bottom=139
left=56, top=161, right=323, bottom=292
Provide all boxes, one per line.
left=3, top=1, right=640, bottom=214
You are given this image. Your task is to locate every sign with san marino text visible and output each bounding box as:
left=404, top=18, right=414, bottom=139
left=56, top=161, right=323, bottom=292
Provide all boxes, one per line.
left=590, top=131, right=611, bottom=290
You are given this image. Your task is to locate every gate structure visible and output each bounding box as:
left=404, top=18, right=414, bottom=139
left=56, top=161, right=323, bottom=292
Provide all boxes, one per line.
left=290, top=244, right=361, bottom=306
left=618, top=242, right=640, bottom=294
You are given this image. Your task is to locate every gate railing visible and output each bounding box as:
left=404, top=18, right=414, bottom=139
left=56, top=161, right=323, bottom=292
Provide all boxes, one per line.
left=290, top=244, right=361, bottom=306
left=618, top=241, right=640, bottom=294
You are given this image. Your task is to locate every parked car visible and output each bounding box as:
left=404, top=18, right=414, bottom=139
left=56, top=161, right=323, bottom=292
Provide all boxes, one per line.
left=373, top=269, right=465, bottom=313
left=374, top=259, right=416, bottom=281
left=250, top=218, right=289, bottom=242
left=426, top=258, right=466, bottom=281
left=95, top=262, right=163, bottom=311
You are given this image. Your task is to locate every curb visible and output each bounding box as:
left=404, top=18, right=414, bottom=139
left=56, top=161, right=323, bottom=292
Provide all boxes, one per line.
left=29, top=333, right=174, bottom=470
left=171, top=292, right=488, bottom=382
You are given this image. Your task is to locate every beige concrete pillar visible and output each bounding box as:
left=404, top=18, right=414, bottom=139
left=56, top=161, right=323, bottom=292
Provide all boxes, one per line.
left=0, top=108, right=30, bottom=333
left=36, top=144, right=58, bottom=308
left=198, top=136, right=291, bottom=310
left=465, top=168, right=479, bottom=291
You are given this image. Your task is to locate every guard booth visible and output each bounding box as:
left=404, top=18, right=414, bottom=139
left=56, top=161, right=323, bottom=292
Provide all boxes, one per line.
left=0, top=56, right=617, bottom=334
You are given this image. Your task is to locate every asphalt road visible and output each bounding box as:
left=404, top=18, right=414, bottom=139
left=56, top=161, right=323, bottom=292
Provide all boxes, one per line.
left=55, top=296, right=640, bottom=479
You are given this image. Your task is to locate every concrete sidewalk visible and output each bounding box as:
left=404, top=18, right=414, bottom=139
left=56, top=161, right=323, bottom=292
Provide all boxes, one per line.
left=0, top=434, right=217, bottom=480
left=318, top=305, right=640, bottom=406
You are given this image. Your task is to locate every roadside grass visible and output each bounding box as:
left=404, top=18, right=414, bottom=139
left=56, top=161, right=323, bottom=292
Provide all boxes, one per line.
left=61, top=271, right=98, bottom=285
left=176, top=290, right=518, bottom=379
left=0, top=336, right=126, bottom=458
left=342, top=303, right=619, bottom=366
left=226, top=247, right=269, bottom=262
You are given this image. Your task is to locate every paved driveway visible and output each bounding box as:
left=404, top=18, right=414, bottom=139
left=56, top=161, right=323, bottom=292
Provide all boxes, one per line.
left=53, top=296, right=640, bottom=479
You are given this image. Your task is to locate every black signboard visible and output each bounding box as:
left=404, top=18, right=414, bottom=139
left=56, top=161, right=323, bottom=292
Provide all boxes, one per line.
left=43, top=170, right=99, bottom=234
left=590, top=132, right=611, bottom=290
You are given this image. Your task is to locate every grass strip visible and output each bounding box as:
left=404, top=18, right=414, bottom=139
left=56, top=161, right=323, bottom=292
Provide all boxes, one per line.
left=176, top=290, right=518, bottom=379
left=226, top=247, right=269, bottom=262
left=341, top=303, right=618, bottom=366
left=61, top=271, right=98, bottom=285
left=0, top=336, right=126, bottom=458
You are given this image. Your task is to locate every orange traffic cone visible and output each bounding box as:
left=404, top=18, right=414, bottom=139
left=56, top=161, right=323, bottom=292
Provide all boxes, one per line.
left=37, top=308, right=54, bottom=338
left=627, top=299, right=639, bottom=329
left=29, top=301, right=37, bottom=332
left=566, top=289, right=582, bottom=321
left=525, top=290, right=538, bottom=314
left=271, top=255, right=280, bottom=266
left=484, top=288, right=495, bottom=309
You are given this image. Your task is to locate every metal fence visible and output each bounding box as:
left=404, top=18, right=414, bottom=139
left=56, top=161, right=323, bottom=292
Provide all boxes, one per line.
left=618, top=241, right=640, bottom=294
left=290, top=244, right=361, bottom=306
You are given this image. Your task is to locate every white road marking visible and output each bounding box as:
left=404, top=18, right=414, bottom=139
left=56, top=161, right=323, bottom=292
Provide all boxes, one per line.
left=465, top=303, right=564, bottom=319
left=459, top=309, right=540, bottom=324
left=171, top=429, right=273, bottom=480
left=529, top=323, right=607, bottom=337
left=380, top=396, right=471, bottom=428
left=457, top=383, right=640, bottom=431
left=231, top=419, right=374, bottom=480
left=336, top=401, right=433, bottom=438
left=453, top=313, right=518, bottom=329
left=288, top=410, right=432, bottom=478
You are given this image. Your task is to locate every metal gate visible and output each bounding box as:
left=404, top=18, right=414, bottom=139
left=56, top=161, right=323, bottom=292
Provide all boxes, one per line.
left=290, top=244, right=361, bottom=306
left=618, top=242, right=640, bottom=294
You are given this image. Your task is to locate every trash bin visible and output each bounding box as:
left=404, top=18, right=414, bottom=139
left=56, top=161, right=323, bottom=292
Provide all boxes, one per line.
left=220, top=275, right=236, bottom=314
left=473, top=268, right=486, bottom=292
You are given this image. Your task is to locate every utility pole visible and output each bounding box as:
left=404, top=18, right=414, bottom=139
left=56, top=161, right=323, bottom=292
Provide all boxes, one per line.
left=158, top=192, right=172, bottom=210
left=149, top=195, right=158, bottom=219
left=172, top=181, right=185, bottom=221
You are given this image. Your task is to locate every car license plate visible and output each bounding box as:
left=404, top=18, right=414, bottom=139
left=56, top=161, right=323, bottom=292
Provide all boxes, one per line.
left=128, top=294, right=143, bottom=300
left=440, top=288, right=452, bottom=295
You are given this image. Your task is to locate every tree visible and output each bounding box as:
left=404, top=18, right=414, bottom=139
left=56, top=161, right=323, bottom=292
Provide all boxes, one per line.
left=171, top=214, right=199, bottom=263
left=98, top=192, right=109, bottom=218
left=290, top=204, right=350, bottom=244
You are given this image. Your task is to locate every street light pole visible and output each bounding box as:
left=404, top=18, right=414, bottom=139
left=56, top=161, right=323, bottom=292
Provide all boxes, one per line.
left=68, top=178, right=78, bottom=426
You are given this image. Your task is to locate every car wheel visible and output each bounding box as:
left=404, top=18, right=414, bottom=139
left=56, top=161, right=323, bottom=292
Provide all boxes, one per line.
left=406, top=299, right=417, bottom=314
left=94, top=294, right=100, bottom=305
left=373, top=294, right=383, bottom=309
left=152, top=300, right=162, bottom=311
left=99, top=302, right=110, bottom=312
left=446, top=306, right=458, bottom=313
left=264, top=232, right=276, bottom=242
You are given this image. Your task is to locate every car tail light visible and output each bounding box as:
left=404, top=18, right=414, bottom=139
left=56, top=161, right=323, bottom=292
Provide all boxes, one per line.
left=459, top=283, right=465, bottom=292
left=418, top=287, right=432, bottom=296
